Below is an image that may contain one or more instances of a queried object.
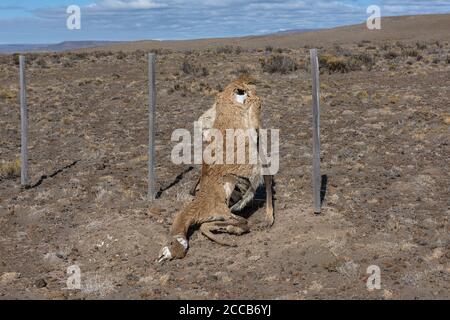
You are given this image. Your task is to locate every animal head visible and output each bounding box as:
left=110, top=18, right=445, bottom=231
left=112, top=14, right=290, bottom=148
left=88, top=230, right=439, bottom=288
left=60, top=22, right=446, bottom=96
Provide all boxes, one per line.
left=217, top=75, right=260, bottom=108
left=157, top=235, right=189, bottom=263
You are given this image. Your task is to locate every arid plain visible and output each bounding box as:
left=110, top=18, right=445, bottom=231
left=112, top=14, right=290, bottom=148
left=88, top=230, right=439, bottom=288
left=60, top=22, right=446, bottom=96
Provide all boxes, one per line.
left=0, top=14, right=449, bottom=299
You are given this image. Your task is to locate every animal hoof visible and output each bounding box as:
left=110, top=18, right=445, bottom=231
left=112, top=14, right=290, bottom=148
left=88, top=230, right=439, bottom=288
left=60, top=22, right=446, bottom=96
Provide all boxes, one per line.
left=265, top=219, right=274, bottom=228
left=254, top=220, right=273, bottom=231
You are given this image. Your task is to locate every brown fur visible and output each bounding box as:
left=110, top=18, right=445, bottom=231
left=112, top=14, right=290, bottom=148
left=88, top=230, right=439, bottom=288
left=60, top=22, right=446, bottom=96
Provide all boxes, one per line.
left=158, top=75, right=274, bottom=262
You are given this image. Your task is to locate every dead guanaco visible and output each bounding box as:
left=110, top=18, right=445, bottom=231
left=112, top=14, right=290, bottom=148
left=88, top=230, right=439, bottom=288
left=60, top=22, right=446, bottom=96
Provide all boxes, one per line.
left=157, top=75, right=274, bottom=262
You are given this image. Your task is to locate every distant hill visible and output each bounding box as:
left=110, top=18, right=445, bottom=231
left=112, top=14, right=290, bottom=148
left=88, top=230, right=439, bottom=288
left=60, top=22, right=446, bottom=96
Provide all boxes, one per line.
left=0, top=41, right=123, bottom=54
left=273, top=29, right=321, bottom=35
left=1, top=14, right=449, bottom=54
left=84, top=14, right=450, bottom=52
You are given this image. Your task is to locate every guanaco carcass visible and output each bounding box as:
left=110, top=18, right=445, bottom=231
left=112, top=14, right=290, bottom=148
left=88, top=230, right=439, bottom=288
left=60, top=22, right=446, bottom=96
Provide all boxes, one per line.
left=158, top=76, right=274, bottom=262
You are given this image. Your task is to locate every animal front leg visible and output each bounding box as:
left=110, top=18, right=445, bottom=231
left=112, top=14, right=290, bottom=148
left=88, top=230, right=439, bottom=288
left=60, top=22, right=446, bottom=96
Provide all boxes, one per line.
left=230, top=174, right=262, bottom=212
left=230, top=187, right=255, bottom=212
left=189, top=175, right=201, bottom=196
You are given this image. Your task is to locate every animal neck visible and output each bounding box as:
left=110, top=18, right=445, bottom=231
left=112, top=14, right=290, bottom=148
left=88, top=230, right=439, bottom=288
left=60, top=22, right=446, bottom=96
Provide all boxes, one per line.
left=170, top=209, right=195, bottom=239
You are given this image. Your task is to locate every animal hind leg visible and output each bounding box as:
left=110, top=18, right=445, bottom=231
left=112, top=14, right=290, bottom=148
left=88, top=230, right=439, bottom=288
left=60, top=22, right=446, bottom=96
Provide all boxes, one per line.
left=200, top=218, right=249, bottom=247
left=264, top=175, right=274, bottom=226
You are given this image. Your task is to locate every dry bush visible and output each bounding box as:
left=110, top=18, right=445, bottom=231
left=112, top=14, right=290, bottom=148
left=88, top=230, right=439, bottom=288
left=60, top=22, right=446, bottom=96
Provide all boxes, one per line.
left=131, top=50, right=145, bottom=59
left=71, top=52, right=89, bottom=61
left=12, top=53, right=20, bottom=65
left=319, top=54, right=348, bottom=73
left=0, top=55, right=11, bottom=65
left=232, top=65, right=251, bottom=76
left=170, top=82, right=188, bottom=95
left=116, top=51, right=127, bottom=60
left=234, top=46, right=244, bottom=54
left=0, top=87, right=17, bottom=100
left=24, top=53, right=39, bottom=63
left=214, top=46, right=242, bottom=55
left=35, top=57, right=49, bottom=68
left=349, top=53, right=374, bottom=70
left=148, top=48, right=172, bottom=55
left=402, top=48, right=419, bottom=57
left=181, top=61, right=209, bottom=77
left=395, top=41, right=406, bottom=49
left=215, top=46, right=235, bottom=54
left=357, top=41, right=366, bottom=48
left=48, top=54, right=62, bottom=64
left=384, top=51, right=399, bottom=60
left=333, top=44, right=344, bottom=53
left=318, top=52, right=374, bottom=73
left=264, top=46, right=285, bottom=53
left=62, top=59, right=74, bottom=68
left=416, top=42, right=427, bottom=50
left=93, top=51, right=113, bottom=59
left=260, top=55, right=298, bottom=74
left=0, top=158, right=20, bottom=180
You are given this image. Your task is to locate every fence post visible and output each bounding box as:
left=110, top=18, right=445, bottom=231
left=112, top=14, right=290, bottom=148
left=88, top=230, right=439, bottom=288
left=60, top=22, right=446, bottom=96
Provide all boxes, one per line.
left=19, top=55, right=29, bottom=187
left=310, top=49, right=321, bottom=214
left=148, top=53, right=156, bottom=200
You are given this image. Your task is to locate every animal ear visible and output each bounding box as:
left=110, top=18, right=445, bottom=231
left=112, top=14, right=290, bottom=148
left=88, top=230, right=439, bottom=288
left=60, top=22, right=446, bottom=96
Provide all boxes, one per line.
left=237, top=74, right=255, bottom=85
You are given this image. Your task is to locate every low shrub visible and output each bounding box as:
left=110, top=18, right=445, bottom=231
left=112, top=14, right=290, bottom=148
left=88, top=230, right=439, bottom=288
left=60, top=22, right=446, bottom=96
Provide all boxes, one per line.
left=319, top=54, right=348, bottom=73
left=181, top=61, right=209, bottom=77
left=260, top=55, right=298, bottom=74
left=384, top=51, right=399, bottom=60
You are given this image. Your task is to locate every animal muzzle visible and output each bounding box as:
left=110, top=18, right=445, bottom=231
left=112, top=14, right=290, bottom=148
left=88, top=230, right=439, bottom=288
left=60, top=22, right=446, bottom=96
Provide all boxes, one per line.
left=157, top=235, right=189, bottom=263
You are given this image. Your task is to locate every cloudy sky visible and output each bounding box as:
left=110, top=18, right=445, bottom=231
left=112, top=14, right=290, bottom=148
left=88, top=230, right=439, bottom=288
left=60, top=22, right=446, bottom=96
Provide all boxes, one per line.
left=0, top=0, right=449, bottom=44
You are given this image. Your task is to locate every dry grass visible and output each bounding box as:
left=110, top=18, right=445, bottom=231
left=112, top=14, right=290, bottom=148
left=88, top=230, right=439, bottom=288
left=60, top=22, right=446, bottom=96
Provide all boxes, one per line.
left=0, top=158, right=20, bottom=180
left=0, top=86, right=17, bottom=100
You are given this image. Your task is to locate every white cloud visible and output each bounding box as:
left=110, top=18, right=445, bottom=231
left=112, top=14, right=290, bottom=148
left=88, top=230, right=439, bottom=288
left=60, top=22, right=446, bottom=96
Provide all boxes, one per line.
left=97, top=0, right=166, bottom=10
left=2, top=0, right=450, bottom=43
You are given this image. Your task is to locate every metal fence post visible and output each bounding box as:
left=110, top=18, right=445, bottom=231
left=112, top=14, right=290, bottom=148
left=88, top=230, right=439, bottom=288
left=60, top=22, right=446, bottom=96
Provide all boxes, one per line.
left=310, top=49, right=321, bottom=214
left=19, top=55, right=29, bottom=187
left=148, top=53, right=156, bottom=200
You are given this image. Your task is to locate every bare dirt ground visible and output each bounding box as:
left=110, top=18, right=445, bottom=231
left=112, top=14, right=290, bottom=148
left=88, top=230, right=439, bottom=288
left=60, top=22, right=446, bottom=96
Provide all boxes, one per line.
left=0, top=34, right=449, bottom=299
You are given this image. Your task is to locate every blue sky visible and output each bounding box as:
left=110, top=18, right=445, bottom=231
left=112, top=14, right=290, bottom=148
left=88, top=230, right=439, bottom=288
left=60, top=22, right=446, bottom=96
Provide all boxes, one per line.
left=0, top=0, right=449, bottom=44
